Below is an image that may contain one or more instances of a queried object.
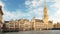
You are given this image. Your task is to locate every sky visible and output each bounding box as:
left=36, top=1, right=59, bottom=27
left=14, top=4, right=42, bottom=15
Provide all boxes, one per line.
left=0, top=0, right=60, bottom=23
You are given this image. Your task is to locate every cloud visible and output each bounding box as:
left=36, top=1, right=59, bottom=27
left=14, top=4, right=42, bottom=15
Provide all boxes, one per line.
left=0, top=0, right=5, bottom=7
left=53, top=9, right=60, bottom=23
left=25, top=0, right=60, bottom=23
left=25, top=0, right=53, bottom=19
left=1, top=0, right=60, bottom=24
left=25, top=0, right=44, bottom=19
left=2, top=0, right=55, bottom=21
left=52, top=0, right=60, bottom=8
left=3, top=10, right=15, bottom=21
left=25, top=0, right=43, bottom=8
left=0, top=0, right=32, bottom=21
left=48, top=0, right=60, bottom=23
left=0, top=0, right=12, bottom=21
left=3, top=8, right=33, bottom=21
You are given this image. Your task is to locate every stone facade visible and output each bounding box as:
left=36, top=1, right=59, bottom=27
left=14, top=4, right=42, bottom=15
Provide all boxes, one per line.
left=31, top=18, right=53, bottom=30
left=54, top=23, right=60, bottom=28
left=18, top=19, right=31, bottom=31
left=3, top=1, right=54, bottom=31
left=0, top=6, right=3, bottom=23
left=0, top=6, right=3, bottom=30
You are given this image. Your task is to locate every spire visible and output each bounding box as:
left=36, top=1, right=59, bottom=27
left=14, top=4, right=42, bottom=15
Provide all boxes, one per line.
left=44, top=0, right=46, bottom=7
left=44, top=0, right=47, bottom=12
left=43, top=0, right=48, bottom=24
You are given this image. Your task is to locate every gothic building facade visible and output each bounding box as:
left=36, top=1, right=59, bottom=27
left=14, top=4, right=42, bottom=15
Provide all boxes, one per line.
left=31, top=2, right=53, bottom=30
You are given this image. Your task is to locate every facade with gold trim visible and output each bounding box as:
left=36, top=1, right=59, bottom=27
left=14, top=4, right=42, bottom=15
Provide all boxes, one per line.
left=31, top=17, right=53, bottom=30
left=30, top=2, right=53, bottom=30
left=3, top=1, right=54, bottom=31
left=18, top=19, right=31, bottom=31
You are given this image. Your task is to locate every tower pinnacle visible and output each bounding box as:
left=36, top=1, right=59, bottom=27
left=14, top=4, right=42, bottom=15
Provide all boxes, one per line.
left=43, top=0, right=48, bottom=24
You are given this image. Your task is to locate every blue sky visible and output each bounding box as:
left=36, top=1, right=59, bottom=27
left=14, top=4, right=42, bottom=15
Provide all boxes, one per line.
left=0, top=0, right=60, bottom=23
